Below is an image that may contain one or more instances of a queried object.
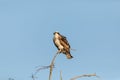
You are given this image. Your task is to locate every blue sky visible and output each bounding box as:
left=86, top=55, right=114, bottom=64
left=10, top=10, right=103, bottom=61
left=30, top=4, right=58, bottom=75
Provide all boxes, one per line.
left=0, top=0, right=120, bottom=80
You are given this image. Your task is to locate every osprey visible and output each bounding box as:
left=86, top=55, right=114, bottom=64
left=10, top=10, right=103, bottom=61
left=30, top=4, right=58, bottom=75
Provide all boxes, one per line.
left=53, top=32, right=73, bottom=59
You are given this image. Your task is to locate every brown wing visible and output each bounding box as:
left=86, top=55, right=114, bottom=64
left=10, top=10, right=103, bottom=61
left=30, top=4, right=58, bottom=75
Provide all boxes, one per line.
left=59, top=34, right=70, bottom=51
left=60, top=34, right=73, bottom=59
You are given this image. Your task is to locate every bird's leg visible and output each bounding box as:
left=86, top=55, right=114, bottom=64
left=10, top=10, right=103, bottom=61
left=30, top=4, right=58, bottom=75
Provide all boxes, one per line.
left=57, top=50, right=61, bottom=54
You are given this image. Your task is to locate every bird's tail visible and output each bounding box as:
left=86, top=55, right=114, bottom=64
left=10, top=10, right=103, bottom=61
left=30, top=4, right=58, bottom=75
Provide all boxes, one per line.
left=66, top=52, right=73, bottom=59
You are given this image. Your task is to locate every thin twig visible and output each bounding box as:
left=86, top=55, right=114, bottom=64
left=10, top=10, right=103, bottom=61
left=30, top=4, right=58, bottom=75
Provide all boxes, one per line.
left=31, top=74, right=36, bottom=80
left=49, top=51, right=59, bottom=80
left=70, top=73, right=100, bottom=80
left=35, top=65, right=50, bottom=75
left=60, top=71, right=63, bottom=80
left=32, top=65, right=50, bottom=80
left=70, top=48, right=76, bottom=51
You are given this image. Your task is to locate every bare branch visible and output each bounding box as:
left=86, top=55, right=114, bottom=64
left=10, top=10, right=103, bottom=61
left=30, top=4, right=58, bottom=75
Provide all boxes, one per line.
left=70, top=73, right=100, bottom=80
left=49, top=51, right=59, bottom=80
left=31, top=51, right=59, bottom=80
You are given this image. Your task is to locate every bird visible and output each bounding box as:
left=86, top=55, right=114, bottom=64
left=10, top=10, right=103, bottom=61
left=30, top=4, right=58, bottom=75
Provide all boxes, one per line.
left=53, top=31, right=73, bottom=59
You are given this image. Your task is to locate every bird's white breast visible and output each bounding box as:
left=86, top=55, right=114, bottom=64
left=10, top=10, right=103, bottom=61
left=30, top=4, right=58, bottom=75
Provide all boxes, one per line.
left=54, top=34, right=64, bottom=50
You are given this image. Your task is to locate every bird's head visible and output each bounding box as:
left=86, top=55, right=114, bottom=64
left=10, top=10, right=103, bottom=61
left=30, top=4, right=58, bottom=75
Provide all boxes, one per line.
left=53, top=31, right=60, bottom=35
